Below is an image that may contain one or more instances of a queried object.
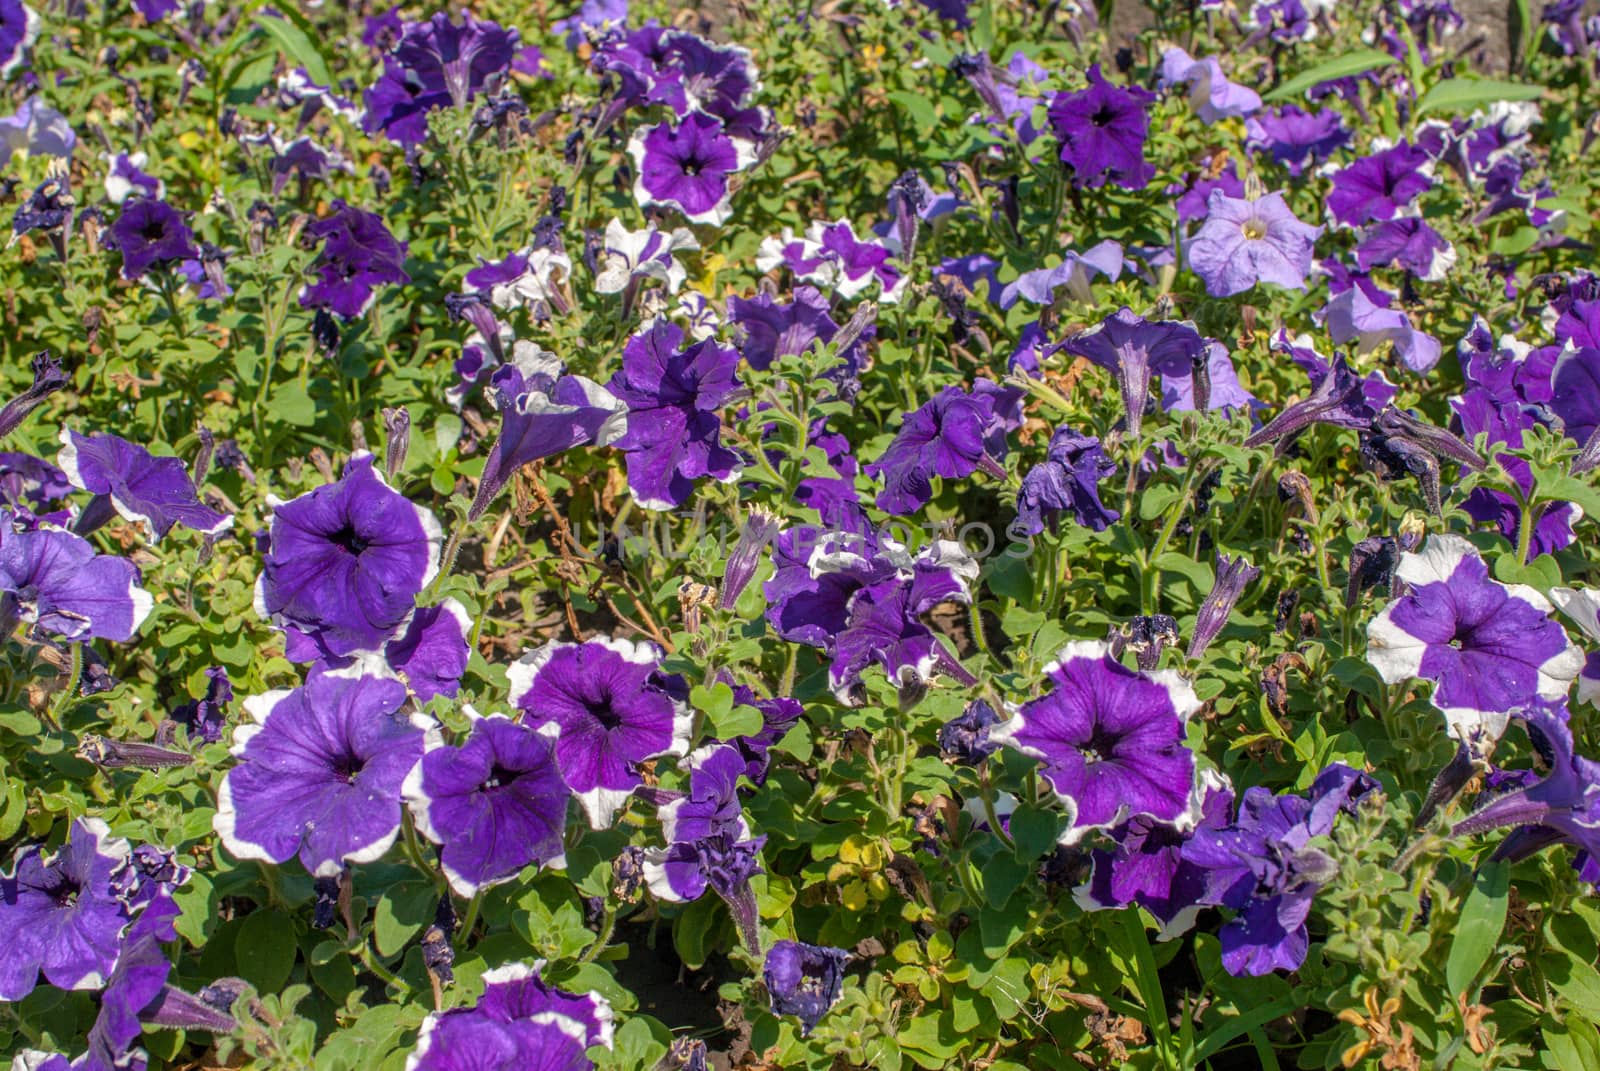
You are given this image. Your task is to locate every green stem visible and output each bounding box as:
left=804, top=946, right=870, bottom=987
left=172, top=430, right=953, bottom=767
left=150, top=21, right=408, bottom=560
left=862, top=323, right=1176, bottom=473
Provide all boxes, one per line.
left=577, top=903, right=618, bottom=964
left=1516, top=500, right=1547, bottom=564
left=455, top=891, right=483, bottom=951
left=48, top=642, right=83, bottom=726
left=356, top=940, right=410, bottom=995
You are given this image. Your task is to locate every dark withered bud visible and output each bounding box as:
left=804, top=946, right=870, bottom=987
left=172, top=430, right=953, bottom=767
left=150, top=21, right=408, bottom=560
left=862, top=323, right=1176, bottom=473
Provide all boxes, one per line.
left=1373, top=406, right=1485, bottom=473
left=198, top=242, right=228, bottom=300
left=833, top=300, right=878, bottom=357
left=382, top=407, right=411, bottom=480
left=421, top=896, right=457, bottom=987
left=312, top=875, right=341, bottom=929
left=1108, top=614, right=1179, bottom=670
left=669, top=1038, right=709, bottom=1071
left=886, top=170, right=927, bottom=263
left=245, top=200, right=277, bottom=256
left=1261, top=651, right=1307, bottom=717
left=0, top=352, right=68, bottom=439
left=193, top=425, right=216, bottom=486
left=612, top=845, right=646, bottom=900
left=1415, top=742, right=1478, bottom=828
left=1187, top=554, right=1260, bottom=659
left=195, top=977, right=250, bottom=1019
left=1274, top=589, right=1300, bottom=633
left=77, top=735, right=194, bottom=770
left=308, top=447, right=334, bottom=484
left=1347, top=536, right=1398, bottom=607
left=1277, top=470, right=1316, bottom=522
left=1190, top=345, right=1212, bottom=414
left=311, top=308, right=341, bottom=356
left=1038, top=844, right=1090, bottom=889
left=1574, top=423, right=1600, bottom=476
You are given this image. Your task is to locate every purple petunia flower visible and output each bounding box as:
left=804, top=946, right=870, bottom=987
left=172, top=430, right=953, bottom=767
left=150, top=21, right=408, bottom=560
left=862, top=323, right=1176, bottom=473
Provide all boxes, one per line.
left=1159, top=48, right=1261, bottom=123
left=0, top=818, right=132, bottom=1000
left=763, top=940, right=848, bottom=1037
left=1187, top=190, right=1321, bottom=297
left=628, top=112, right=755, bottom=226
left=214, top=669, right=436, bottom=878
left=1060, top=308, right=1207, bottom=437
left=1244, top=105, right=1349, bottom=176
left=0, top=1, right=37, bottom=78
left=1325, top=142, right=1434, bottom=227
left=1075, top=770, right=1234, bottom=939
left=107, top=199, right=197, bottom=281
left=593, top=217, right=699, bottom=296
left=0, top=512, right=153, bottom=643
left=1367, top=534, right=1582, bottom=746
left=607, top=320, right=743, bottom=511
left=404, top=713, right=568, bottom=896
left=756, top=219, right=905, bottom=303
left=866, top=382, right=1014, bottom=514
left=1047, top=64, right=1156, bottom=190
left=554, top=0, right=628, bottom=49
left=990, top=641, right=1202, bottom=844
left=507, top=637, right=692, bottom=828
left=1188, top=553, right=1261, bottom=659
left=728, top=286, right=843, bottom=371
left=1549, top=344, right=1600, bottom=448
left=407, top=961, right=614, bottom=1071
left=469, top=358, right=626, bottom=520
left=172, top=666, right=233, bottom=745
left=362, top=11, right=519, bottom=145
left=464, top=247, right=573, bottom=314
left=727, top=681, right=802, bottom=784
left=1354, top=217, right=1456, bottom=281
left=0, top=95, right=73, bottom=170
left=58, top=429, right=231, bottom=543
left=255, top=452, right=442, bottom=658
left=1012, top=426, right=1120, bottom=536
left=1181, top=763, right=1375, bottom=975
left=1246, top=333, right=1394, bottom=451
left=298, top=201, right=410, bottom=319
left=938, top=698, right=1001, bottom=765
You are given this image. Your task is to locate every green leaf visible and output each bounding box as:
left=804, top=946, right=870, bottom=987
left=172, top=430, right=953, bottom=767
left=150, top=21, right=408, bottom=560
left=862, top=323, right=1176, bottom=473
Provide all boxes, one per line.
left=253, top=12, right=332, bottom=86
left=372, top=880, right=437, bottom=958
left=673, top=893, right=722, bottom=969
left=1415, top=78, right=1545, bottom=117
left=1446, top=862, right=1509, bottom=995
left=981, top=853, right=1030, bottom=910
left=271, top=381, right=318, bottom=427
left=1008, top=805, right=1062, bottom=861
left=886, top=91, right=939, bottom=131
left=234, top=909, right=297, bottom=993
left=1264, top=49, right=1396, bottom=102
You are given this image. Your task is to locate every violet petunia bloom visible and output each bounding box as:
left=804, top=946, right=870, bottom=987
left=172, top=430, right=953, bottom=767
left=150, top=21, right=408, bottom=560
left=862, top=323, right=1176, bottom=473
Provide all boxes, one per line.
left=0, top=817, right=132, bottom=1000
left=507, top=637, right=692, bottom=828
left=990, top=641, right=1202, bottom=845
left=1453, top=701, right=1600, bottom=874
left=1187, top=190, right=1321, bottom=298
left=721, top=506, right=781, bottom=610
left=1074, top=770, right=1234, bottom=939
left=997, top=240, right=1124, bottom=309
left=58, top=430, right=231, bottom=543
left=763, top=940, right=849, bottom=1037
left=593, top=217, right=699, bottom=295
left=866, top=382, right=1013, bottom=514
left=298, top=201, right=410, bottom=319
left=1181, top=764, right=1375, bottom=976
left=1244, top=105, right=1349, bottom=176
left=404, top=713, right=568, bottom=896
left=1367, top=534, right=1582, bottom=747
left=362, top=11, right=519, bottom=145
left=0, top=513, right=153, bottom=643
left=1159, top=48, right=1261, bottom=123
left=172, top=665, right=232, bottom=744
left=282, top=598, right=472, bottom=704
left=607, top=320, right=743, bottom=511
left=214, top=669, right=436, bottom=878
left=554, top=0, right=628, bottom=49
left=406, top=962, right=614, bottom=1071
left=1325, top=142, right=1434, bottom=226
left=939, top=698, right=1001, bottom=765
left=464, top=247, right=573, bottom=314
left=0, top=1, right=37, bottom=78
left=1187, top=553, right=1261, bottom=659
left=469, top=358, right=626, bottom=520
left=1322, top=285, right=1441, bottom=374
left=1047, top=64, right=1156, bottom=190
left=756, top=219, right=905, bottom=303
left=0, top=96, right=73, bottom=169
left=628, top=112, right=755, bottom=226
left=1550, top=587, right=1600, bottom=706
left=1549, top=344, right=1600, bottom=448
left=727, top=681, right=802, bottom=784
left=1354, top=217, right=1456, bottom=282
left=255, top=452, right=443, bottom=657
left=728, top=286, right=842, bottom=371
left=107, top=199, right=197, bottom=281
left=1012, top=426, right=1120, bottom=537
left=1060, top=308, right=1207, bottom=437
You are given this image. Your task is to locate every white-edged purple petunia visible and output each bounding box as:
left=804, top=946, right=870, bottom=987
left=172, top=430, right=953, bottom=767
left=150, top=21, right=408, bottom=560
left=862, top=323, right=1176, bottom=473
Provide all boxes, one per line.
left=0, top=817, right=131, bottom=1000
left=593, top=217, right=699, bottom=296
left=213, top=669, right=437, bottom=878
left=627, top=111, right=755, bottom=226
left=1367, top=534, right=1583, bottom=746
left=406, top=961, right=614, bottom=1071
left=403, top=712, right=568, bottom=896
left=57, top=429, right=231, bottom=543
left=507, top=637, right=692, bottom=829
left=1547, top=587, right=1600, bottom=707
left=990, top=640, right=1202, bottom=845
left=0, top=512, right=153, bottom=643
left=255, top=452, right=443, bottom=657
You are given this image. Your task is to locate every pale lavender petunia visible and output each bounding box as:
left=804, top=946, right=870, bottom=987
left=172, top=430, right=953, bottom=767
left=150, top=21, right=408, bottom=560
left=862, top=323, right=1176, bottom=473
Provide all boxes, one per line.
left=1159, top=48, right=1261, bottom=123
left=1187, top=190, right=1321, bottom=297
left=998, top=240, right=1123, bottom=309
left=990, top=640, right=1202, bottom=844
left=1322, top=285, right=1441, bottom=373
left=1367, top=534, right=1582, bottom=746
left=214, top=670, right=436, bottom=877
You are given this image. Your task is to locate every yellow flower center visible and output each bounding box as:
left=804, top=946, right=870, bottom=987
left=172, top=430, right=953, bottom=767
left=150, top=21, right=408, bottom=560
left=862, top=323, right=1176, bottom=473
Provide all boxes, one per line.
left=1241, top=218, right=1268, bottom=241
